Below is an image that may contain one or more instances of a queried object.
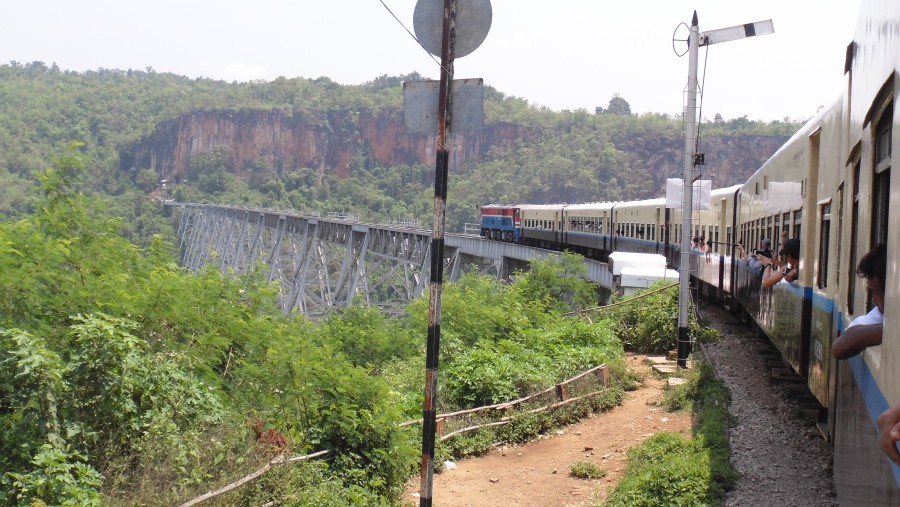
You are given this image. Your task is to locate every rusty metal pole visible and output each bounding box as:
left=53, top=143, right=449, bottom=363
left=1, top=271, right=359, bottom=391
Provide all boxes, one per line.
left=419, top=0, right=455, bottom=505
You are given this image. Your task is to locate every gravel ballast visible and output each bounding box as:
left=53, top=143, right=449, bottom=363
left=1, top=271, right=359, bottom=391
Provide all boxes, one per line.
left=699, top=303, right=838, bottom=506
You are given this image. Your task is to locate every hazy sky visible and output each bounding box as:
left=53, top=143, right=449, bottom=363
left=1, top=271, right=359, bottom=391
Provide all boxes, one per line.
left=1, top=0, right=862, bottom=122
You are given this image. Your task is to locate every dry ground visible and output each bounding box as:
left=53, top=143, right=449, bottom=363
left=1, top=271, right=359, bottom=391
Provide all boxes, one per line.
left=404, top=354, right=692, bottom=507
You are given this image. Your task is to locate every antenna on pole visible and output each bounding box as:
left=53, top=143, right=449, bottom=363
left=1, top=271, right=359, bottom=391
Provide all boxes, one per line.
left=675, top=14, right=773, bottom=369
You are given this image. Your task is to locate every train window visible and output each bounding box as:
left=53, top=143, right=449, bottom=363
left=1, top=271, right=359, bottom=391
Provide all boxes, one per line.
left=848, top=160, right=861, bottom=314
left=793, top=210, right=802, bottom=239
left=754, top=219, right=761, bottom=248
left=872, top=103, right=892, bottom=246
left=835, top=184, right=845, bottom=295
left=818, top=202, right=831, bottom=289
left=763, top=175, right=768, bottom=190
left=755, top=181, right=759, bottom=195
left=726, top=226, right=732, bottom=248
left=773, top=214, right=781, bottom=248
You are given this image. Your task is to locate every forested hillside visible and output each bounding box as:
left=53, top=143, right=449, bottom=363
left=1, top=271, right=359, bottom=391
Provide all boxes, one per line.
left=0, top=61, right=801, bottom=234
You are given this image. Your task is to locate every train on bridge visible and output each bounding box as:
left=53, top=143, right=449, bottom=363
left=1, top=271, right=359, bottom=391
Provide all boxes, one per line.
left=480, top=1, right=900, bottom=503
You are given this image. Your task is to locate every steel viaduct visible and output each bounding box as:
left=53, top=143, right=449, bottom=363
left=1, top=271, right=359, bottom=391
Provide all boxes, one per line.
left=165, top=203, right=613, bottom=317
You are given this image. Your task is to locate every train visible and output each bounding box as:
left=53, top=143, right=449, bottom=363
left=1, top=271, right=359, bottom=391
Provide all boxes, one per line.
left=479, top=1, right=899, bottom=504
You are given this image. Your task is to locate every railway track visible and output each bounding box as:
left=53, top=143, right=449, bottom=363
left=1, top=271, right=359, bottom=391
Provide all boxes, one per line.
left=697, top=304, right=837, bottom=506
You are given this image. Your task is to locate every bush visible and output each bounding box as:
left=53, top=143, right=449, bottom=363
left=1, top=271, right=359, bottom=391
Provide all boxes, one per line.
left=605, top=433, right=713, bottom=506
left=570, top=460, right=606, bottom=479
left=610, top=282, right=714, bottom=354
left=308, top=362, right=418, bottom=501
left=6, top=444, right=103, bottom=507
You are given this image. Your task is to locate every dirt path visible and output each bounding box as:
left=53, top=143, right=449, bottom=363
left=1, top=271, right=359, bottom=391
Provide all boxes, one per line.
left=405, top=354, right=693, bottom=506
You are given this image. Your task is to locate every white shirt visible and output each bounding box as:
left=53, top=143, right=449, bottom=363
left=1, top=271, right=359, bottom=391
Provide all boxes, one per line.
left=847, top=307, right=884, bottom=329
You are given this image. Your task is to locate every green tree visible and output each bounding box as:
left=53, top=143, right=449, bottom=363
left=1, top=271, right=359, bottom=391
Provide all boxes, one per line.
left=606, top=93, right=632, bottom=115
left=514, top=252, right=598, bottom=314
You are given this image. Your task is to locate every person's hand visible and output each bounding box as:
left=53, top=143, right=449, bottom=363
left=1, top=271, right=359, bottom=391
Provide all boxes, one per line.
left=878, top=403, right=900, bottom=465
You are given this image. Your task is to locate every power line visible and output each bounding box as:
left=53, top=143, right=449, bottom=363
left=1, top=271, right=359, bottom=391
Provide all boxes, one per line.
left=376, top=0, right=447, bottom=72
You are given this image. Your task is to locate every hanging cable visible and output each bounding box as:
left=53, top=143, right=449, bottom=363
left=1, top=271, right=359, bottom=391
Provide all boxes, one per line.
left=565, top=282, right=678, bottom=316
left=376, top=0, right=451, bottom=74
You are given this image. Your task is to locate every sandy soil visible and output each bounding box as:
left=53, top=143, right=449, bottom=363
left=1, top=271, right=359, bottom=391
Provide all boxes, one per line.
left=404, top=354, right=693, bottom=507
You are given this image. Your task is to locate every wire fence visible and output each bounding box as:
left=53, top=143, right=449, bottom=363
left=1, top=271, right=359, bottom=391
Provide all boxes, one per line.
left=399, top=364, right=609, bottom=441
left=178, top=363, right=611, bottom=507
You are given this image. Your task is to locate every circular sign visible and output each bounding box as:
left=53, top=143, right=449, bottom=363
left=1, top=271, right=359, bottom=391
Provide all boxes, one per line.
left=413, top=0, right=492, bottom=59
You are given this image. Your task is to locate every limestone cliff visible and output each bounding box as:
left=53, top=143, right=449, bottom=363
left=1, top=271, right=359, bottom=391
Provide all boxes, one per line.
left=129, top=108, right=528, bottom=184
left=128, top=108, right=788, bottom=194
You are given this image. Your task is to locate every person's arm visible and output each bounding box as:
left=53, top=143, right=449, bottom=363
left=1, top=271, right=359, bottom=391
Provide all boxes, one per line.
left=761, top=263, right=784, bottom=288
left=832, top=324, right=883, bottom=359
left=878, top=402, right=900, bottom=465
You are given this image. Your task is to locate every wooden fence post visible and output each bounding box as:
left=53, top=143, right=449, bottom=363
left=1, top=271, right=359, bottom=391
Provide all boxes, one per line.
left=555, top=383, right=569, bottom=401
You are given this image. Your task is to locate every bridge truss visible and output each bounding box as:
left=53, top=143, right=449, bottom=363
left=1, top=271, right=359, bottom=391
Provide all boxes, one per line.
left=171, top=204, right=499, bottom=317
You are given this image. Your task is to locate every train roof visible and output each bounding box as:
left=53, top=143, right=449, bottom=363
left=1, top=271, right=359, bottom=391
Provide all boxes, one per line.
left=711, top=184, right=741, bottom=197
left=612, top=197, right=667, bottom=209
left=518, top=204, right=567, bottom=211
left=562, top=201, right=618, bottom=212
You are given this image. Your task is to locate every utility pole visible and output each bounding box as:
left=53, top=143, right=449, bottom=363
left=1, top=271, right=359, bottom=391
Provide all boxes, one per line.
left=677, top=13, right=773, bottom=368
left=408, top=1, right=490, bottom=505
left=418, top=3, right=455, bottom=505
left=677, top=11, right=700, bottom=369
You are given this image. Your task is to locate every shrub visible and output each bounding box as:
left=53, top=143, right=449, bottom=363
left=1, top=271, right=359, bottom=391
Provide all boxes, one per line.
left=6, top=444, right=103, bottom=507
left=605, top=433, right=713, bottom=507
left=570, top=460, right=606, bottom=479
left=308, top=362, right=418, bottom=501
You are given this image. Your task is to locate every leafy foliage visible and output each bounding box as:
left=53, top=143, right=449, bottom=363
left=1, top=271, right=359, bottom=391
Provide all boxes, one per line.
left=605, top=432, right=714, bottom=507
left=514, top=252, right=598, bottom=314
left=608, top=282, right=717, bottom=354
left=0, top=147, right=420, bottom=505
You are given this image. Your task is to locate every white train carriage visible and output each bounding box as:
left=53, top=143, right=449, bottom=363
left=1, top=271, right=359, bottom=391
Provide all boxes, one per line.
left=519, top=204, right=566, bottom=249
left=827, top=1, right=898, bottom=500
left=692, top=185, right=741, bottom=301
left=608, top=198, right=667, bottom=256
left=560, top=201, right=617, bottom=259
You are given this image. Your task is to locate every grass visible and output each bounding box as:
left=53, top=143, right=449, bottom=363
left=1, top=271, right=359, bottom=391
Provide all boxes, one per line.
left=569, top=460, right=607, bottom=479
left=602, top=359, right=735, bottom=506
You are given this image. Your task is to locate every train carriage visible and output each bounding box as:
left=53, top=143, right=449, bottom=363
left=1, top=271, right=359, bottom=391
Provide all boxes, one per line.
left=733, top=109, right=814, bottom=379
left=828, top=2, right=898, bottom=500
left=608, top=198, right=667, bottom=256
left=560, top=201, right=617, bottom=258
left=693, top=185, right=741, bottom=302
left=519, top=204, right=566, bottom=249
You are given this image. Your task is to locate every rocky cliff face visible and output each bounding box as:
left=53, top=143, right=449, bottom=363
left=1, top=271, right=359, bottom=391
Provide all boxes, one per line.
left=129, top=108, right=528, bottom=184
left=613, top=133, right=790, bottom=193
left=127, top=108, right=788, bottom=192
